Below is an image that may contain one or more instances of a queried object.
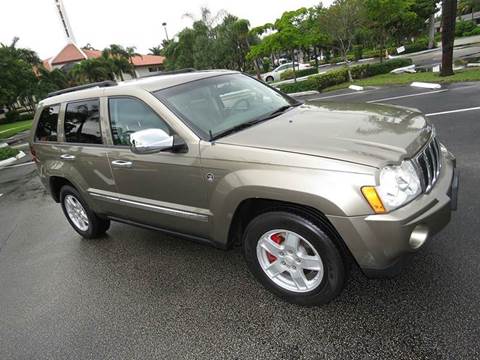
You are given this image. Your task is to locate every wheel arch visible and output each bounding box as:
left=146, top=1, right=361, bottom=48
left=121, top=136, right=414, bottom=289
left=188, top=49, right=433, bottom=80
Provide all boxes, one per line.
left=225, top=198, right=354, bottom=266
left=49, top=176, right=77, bottom=202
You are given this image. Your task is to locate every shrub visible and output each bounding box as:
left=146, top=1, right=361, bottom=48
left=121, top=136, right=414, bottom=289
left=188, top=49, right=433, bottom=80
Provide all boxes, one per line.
left=464, top=27, right=480, bottom=37
left=353, top=45, right=363, bottom=61
left=4, top=110, right=20, bottom=123
left=404, top=38, right=429, bottom=54
left=278, top=58, right=413, bottom=93
left=0, top=146, right=19, bottom=161
left=277, top=78, right=318, bottom=93
left=2, top=111, right=33, bottom=124
left=280, top=67, right=319, bottom=80
left=329, top=54, right=355, bottom=64
left=456, top=20, right=477, bottom=37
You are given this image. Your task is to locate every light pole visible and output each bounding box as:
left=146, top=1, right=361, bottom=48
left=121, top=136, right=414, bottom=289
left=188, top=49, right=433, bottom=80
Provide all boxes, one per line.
left=162, top=22, right=169, bottom=41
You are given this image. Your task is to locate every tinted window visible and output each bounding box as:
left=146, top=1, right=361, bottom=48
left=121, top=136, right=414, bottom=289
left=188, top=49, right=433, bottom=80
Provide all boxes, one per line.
left=64, top=100, right=102, bottom=144
left=108, top=97, right=170, bottom=146
left=35, top=105, right=59, bottom=142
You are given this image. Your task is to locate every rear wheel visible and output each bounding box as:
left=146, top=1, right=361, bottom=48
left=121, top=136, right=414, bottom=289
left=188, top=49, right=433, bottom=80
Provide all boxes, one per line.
left=243, top=211, right=347, bottom=305
left=60, top=185, right=110, bottom=239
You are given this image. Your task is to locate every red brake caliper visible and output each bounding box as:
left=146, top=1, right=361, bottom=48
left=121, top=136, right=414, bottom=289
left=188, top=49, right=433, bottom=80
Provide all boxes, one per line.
left=267, top=233, right=284, bottom=263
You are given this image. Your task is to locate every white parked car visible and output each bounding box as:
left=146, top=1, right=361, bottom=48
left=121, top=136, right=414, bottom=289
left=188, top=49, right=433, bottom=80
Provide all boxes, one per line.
left=261, top=62, right=311, bottom=83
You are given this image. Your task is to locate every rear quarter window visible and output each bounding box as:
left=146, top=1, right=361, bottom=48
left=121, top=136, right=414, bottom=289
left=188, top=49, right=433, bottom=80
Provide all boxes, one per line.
left=35, top=105, right=60, bottom=142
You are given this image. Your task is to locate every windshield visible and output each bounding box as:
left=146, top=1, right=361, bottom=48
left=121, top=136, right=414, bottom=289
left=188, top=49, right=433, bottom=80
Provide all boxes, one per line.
left=154, top=73, right=297, bottom=140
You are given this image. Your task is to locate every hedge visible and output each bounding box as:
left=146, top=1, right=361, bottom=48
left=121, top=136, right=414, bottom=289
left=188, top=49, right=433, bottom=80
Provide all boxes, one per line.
left=456, top=20, right=478, bottom=37
left=278, top=58, right=413, bottom=94
left=280, top=67, right=320, bottom=80
left=464, top=27, right=480, bottom=37
left=3, top=111, right=34, bottom=124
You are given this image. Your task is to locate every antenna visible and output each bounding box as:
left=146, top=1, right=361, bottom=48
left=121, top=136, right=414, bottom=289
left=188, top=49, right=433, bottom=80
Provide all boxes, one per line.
left=54, top=0, right=76, bottom=43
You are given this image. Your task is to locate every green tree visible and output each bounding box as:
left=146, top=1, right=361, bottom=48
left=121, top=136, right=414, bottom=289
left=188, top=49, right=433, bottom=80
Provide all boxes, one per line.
left=322, top=0, right=363, bottom=81
left=364, top=0, right=418, bottom=62
left=148, top=46, right=162, bottom=55
left=301, top=5, right=330, bottom=69
left=0, top=39, right=39, bottom=113
left=70, top=57, right=112, bottom=83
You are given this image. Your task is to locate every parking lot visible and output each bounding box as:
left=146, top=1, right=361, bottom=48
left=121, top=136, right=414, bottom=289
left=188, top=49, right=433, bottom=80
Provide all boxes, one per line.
left=1, top=82, right=479, bottom=359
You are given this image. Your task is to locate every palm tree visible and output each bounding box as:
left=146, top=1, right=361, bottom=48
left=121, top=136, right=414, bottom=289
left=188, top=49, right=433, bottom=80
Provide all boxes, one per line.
left=103, top=45, right=137, bottom=80
left=69, top=58, right=111, bottom=83
left=125, top=46, right=141, bottom=78
left=183, top=7, right=227, bottom=30
left=149, top=46, right=162, bottom=55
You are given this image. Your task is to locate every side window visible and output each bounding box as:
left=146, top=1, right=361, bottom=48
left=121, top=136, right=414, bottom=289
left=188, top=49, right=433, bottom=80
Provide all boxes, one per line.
left=108, top=97, right=170, bottom=146
left=35, top=105, right=59, bottom=142
left=64, top=99, right=102, bottom=144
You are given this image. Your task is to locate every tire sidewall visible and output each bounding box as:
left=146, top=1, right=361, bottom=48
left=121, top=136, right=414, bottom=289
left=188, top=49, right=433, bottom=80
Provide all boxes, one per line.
left=243, top=211, right=346, bottom=305
left=60, top=185, right=96, bottom=238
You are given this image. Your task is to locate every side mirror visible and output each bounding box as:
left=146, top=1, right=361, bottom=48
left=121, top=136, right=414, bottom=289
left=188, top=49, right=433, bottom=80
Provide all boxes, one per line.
left=129, top=128, right=174, bottom=154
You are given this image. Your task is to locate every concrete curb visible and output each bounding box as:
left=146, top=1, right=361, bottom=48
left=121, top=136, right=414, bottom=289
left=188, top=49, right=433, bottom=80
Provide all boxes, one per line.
left=0, top=150, right=26, bottom=169
left=411, top=82, right=442, bottom=89
left=289, top=90, right=320, bottom=97
left=348, top=85, right=364, bottom=91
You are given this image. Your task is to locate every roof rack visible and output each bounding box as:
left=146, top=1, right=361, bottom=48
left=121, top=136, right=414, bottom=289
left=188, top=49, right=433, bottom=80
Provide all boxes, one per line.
left=140, top=68, right=197, bottom=78
left=46, top=80, right=117, bottom=98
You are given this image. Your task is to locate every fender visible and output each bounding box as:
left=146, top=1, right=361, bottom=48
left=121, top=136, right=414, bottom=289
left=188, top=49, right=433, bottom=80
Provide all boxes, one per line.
left=208, top=167, right=375, bottom=244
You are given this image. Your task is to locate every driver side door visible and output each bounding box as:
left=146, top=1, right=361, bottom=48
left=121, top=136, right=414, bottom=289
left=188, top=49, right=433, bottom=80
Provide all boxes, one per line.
left=102, top=96, right=210, bottom=238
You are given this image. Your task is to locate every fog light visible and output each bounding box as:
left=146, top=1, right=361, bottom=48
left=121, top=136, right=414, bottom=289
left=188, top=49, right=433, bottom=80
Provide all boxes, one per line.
left=409, top=225, right=429, bottom=249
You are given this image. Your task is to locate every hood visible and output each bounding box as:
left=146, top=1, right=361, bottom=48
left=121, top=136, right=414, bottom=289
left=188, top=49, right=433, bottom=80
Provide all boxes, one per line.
left=217, top=101, right=433, bottom=168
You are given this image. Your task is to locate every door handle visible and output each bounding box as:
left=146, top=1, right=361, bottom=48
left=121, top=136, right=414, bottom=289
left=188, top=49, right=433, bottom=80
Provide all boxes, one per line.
left=111, top=160, right=133, bottom=168
left=60, top=154, right=76, bottom=160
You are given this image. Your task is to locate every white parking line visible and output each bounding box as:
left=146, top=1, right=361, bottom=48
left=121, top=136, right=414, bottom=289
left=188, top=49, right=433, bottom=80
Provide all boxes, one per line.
left=0, top=161, right=35, bottom=169
left=367, top=89, right=448, bottom=103
left=310, top=89, right=376, bottom=100
left=425, top=106, right=480, bottom=117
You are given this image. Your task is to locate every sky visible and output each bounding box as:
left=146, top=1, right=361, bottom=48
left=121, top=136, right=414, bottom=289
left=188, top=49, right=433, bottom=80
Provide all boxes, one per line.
left=0, top=0, right=333, bottom=60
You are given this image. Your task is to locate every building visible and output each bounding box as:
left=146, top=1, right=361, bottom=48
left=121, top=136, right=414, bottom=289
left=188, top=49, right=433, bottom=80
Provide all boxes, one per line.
left=42, top=42, right=165, bottom=79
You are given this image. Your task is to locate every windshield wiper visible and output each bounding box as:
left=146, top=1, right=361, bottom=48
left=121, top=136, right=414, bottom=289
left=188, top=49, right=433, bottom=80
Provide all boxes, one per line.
left=210, top=105, right=293, bottom=141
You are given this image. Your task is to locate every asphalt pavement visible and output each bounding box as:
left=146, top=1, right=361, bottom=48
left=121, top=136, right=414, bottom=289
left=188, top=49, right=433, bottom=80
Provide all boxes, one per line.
left=1, top=82, right=479, bottom=359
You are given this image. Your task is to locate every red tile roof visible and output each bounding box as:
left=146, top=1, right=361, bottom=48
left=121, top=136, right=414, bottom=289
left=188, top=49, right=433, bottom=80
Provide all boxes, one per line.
left=51, top=43, right=87, bottom=65
left=83, top=49, right=102, bottom=58
left=44, top=44, right=165, bottom=69
left=131, top=54, right=165, bottom=67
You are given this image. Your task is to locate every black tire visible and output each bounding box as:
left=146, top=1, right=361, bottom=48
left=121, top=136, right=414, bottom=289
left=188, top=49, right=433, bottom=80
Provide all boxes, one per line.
left=243, top=211, right=347, bottom=306
left=266, top=76, right=274, bottom=83
left=60, top=185, right=110, bottom=239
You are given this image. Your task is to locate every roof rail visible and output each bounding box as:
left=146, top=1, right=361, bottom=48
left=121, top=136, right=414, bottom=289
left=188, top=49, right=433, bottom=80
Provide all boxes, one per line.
left=46, top=80, right=117, bottom=98
left=140, top=68, right=197, bottom=78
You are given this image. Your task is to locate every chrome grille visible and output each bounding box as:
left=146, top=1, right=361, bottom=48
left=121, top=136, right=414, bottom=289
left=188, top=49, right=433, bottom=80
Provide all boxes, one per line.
left=413, top=136, right=442, bottom=193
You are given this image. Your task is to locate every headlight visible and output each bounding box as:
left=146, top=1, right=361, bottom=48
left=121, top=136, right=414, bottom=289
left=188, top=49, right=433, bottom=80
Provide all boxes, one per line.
left=362, top=160, right=421, bottom=213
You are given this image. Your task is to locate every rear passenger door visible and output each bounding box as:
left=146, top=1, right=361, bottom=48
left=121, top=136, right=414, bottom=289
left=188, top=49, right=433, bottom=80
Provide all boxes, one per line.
left=58, top=98, right=116, bottom=213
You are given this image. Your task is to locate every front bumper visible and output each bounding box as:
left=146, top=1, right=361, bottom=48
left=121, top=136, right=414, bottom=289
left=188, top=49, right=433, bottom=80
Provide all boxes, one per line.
left=327, top=151, right=458, bottom=277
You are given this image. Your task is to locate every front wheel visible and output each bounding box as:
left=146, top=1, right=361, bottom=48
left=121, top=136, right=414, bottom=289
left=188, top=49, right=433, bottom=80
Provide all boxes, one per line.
left=60, top=185, right=110, bottom=239
left=243, top=211, right=347, bottom=305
